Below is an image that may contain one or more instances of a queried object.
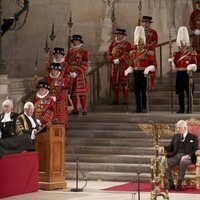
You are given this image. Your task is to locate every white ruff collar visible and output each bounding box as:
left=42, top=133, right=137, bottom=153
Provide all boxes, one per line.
left=115, top=37, right=126, bottom=43
left=50, top=71, right=61, bottom=78
left=53, top=57, right=65, bottom=63
left=72, top=43, right=83, bottom=49
left=36, top=90, right=49, bottom=99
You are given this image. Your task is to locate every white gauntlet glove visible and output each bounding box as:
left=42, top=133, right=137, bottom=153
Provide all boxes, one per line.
left=70, top=72, right=77, bottom=78
left=124, top=66, right=133, bottom=76
left=113, top=58, right=120, bottom=65
left=194, top=29, right=200, bottom=36
left=144, top=65, right=155, bottom=75
left=187, top=64, right=197, bottom=72
left=168, top=57, right=176, bottom=70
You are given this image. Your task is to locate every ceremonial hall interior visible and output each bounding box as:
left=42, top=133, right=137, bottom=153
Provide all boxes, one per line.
left=1, top=0, right=200, bottom=200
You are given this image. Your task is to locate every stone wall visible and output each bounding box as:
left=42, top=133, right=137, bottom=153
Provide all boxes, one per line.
left=1, top=0, right=194, bottom=78
left=0, top=0, right=195, bottom=105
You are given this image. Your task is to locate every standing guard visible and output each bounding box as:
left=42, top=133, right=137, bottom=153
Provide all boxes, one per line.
left=107, top=28, right=132, bottom=105
left=189, top=0, right=200, bottom=69
left=125, top=26, right=156, bottom=113
left=168, top=26, right=197, bottom=113
left=141, top=16, right=158, bottom=91
left=46, top=63, right=70, bottom=128
left=65, top=34, right=88, bottom=115
left=33, top=80, right=55, bottom=126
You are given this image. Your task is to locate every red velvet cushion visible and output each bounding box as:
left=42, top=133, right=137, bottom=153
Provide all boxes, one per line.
left=172, top=164, right=196, bottom=172
left=188, top=124, right=200, bottom=149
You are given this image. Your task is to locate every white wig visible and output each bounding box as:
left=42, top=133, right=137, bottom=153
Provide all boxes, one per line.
left=2, top=99, right=13, bottom=109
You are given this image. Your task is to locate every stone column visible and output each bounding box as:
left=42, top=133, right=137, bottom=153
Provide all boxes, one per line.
left=0, top=0, right=9, bottom=111
left=0, top=0, right=6, bottom=74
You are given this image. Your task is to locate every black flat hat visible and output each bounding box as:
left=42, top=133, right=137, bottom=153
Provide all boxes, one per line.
left=71, top=34, right=83, bottom=43
left=53, top=47, right=65, bottom=55
left=49, top=63, right=62, bottom=71
left=114, top=28, right=127, bottom=35
left=141, top=16, right=153, bottom=23
left=37, top=80, right=50, bottom=90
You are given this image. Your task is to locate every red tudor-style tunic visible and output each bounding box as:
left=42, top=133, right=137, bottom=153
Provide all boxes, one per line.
left=65, top=47, right=88, bottom=96
left=189, top=8, right=200, bottom=69
left=46, top=74, right=70, bottom=125
left=33, top=95, right=55, bottom=126
left=107, top=40, right=132, bottom=86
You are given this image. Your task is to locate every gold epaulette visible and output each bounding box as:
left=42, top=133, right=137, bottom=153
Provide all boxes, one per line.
left=147, top=50, right=154, bottom=56
left=191, top=50, right=197, bottom=56
left=130, top=50, right=136, bottom=55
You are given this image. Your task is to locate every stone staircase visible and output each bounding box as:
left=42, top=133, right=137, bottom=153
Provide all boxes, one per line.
left=93, top=72, right=200, bottom=112
left=65, top=112, right=199, bottom=183
left=65, top=73, right=200, bottom=183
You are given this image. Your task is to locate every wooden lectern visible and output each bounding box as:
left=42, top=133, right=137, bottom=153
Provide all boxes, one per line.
left=35, top=125, right=66, bottom=190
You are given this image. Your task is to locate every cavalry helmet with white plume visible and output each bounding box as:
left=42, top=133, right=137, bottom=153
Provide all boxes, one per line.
left=134, top=26, right=146, bottom=45
left=176, top=26, right=190, bottom=47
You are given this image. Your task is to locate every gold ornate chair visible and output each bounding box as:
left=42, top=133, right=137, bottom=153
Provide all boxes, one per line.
left=170, top=118, right=200, bottom=189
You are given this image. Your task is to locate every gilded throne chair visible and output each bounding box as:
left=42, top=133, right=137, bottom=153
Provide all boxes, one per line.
left=168, top=118, right=200, bottom=189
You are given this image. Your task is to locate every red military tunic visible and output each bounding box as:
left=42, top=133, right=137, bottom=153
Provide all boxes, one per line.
left=130, top=49, right=155, bottom=112
left=107, top=40, right=132, bottom=86
left=65, top=47, right=88, bottom=96
left=33, top=95, right=55, bottom=126
left=173, top=50, right=197, bottom=93
left=130, top=49, right=155, bottom=70
left=46, top=73, right=70, bottom=125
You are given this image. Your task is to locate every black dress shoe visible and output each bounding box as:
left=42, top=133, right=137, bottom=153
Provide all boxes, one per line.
left=135, top=109, right=141, bottom=113
left=167, top=180, right=175, bottom=190
left=176, top=180, right=182, bottom=191
left=112, top=100, right=119, bottom=105
left=176, top=110, right=184, bottom=114
left=123, top=102, right=128, bottom=105
left=186, top=110, right=192, bottom=114
left=71, top=110, right=79, bottom=115
left=142, top=109, right=147, bottom=113
left=167, top=183, right=175, bottom=190
left=82, top=110, right=87, bottom=115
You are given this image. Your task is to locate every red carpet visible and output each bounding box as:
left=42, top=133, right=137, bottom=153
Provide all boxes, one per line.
left=103, top=182, right=200, bottom=194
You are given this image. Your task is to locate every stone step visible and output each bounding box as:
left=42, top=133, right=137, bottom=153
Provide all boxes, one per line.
left=66, top=171, right=151, bottom=182
left=66, top=154, right=152, bottom=164
left=66, top=146, right=154, bottom=155
left=67, top=130, right=173, bottom=140
left=66, top=162, right=151, bottom=174
left=67, top=138, right=170, bottom=147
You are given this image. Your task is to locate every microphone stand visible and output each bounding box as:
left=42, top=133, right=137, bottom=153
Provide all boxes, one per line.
left=71, top=155, right=83, bottom=192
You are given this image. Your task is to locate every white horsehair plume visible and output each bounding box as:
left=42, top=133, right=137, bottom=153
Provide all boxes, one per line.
left=176, top=26, right=190, bottom=47
left=134, top=26, right=146, bottom=45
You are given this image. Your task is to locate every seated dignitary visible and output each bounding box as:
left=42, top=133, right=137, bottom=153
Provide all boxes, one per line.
left=0, top=99, right=19, bottom=139
left=16, top=102, right=40, bottom=140
left=159, top=120, right=198, bottom=191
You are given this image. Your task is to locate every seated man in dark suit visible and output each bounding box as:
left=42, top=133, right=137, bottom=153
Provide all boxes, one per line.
left=16, top=102, right=40, bottom=140
left=159, top=120, right=198, bottom=191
